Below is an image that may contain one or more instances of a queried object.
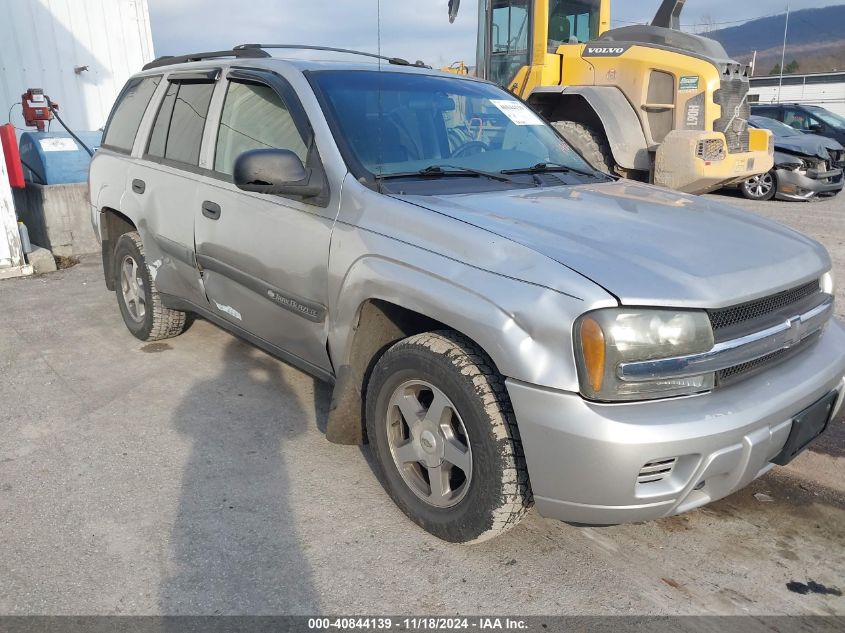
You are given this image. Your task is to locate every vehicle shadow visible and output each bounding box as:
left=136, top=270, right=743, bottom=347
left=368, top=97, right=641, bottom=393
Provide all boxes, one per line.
left=159, top=338, right=320, bottom=615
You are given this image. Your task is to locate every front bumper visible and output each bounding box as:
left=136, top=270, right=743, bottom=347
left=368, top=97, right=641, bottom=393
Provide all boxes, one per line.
left=775, top=166, right=844, bottom=201
left=507, top=318, right=845, bottom=525
left=654, top=129, right=774, bottom=194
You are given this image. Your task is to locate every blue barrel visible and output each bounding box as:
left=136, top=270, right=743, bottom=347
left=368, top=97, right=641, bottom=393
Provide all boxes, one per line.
left=18, top=130, right=102, bottom=185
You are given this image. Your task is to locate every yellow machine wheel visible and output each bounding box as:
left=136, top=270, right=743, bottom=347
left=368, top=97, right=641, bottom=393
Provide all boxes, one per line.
left=552, top=121, right=617, bottom=176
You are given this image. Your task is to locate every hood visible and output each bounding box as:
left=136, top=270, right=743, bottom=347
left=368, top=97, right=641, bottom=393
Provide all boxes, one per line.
left=773, top=132, right=844, bottom=159
left=397, top=181, right=830, bottom=308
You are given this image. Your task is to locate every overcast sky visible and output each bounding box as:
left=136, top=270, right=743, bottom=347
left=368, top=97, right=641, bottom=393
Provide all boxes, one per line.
left=147, top=0, right=843, bottom=68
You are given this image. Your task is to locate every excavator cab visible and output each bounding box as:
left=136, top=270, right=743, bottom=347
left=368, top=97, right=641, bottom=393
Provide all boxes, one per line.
left=482, top=0, right=610, bottom=89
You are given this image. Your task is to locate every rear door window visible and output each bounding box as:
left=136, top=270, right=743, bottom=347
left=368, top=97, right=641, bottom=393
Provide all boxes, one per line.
left=103, top=76, right=161, bottom=153
left=752, top=106, right=780, bottom=120
left=214, top=81, right=308, bottom=175
left=783, top=107, right=820, bottom=131
left=146, top=80, right=215, bottom=166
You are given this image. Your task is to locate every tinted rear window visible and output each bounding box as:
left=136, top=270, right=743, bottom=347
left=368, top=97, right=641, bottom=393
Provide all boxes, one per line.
left=103, top=76, right=161, bottom=152
left=147, top=83, right=177, bottom=158
left=146, top=81, right=214, bottom=166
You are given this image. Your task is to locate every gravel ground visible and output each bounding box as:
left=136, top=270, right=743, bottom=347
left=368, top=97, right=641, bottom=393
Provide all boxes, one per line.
left=0, top=192, right=843, bottom=618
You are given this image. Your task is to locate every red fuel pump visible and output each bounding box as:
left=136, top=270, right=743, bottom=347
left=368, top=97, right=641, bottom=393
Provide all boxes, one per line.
left=21, top=89, right=56, bottom=132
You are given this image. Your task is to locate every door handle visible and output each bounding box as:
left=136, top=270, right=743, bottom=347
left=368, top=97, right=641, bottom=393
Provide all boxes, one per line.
left=132, top=179, right=145, bottom=194
left=202, top=200, right=221, bottom=220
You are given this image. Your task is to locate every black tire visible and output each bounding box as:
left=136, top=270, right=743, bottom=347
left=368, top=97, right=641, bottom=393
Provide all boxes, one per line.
left=740, top=171, right=778, bottom=201
left=552, top=120, right=616, bottom=175
left=113, top=231, right=189, bottom=341
left=365, top=330, right=532, bottom=543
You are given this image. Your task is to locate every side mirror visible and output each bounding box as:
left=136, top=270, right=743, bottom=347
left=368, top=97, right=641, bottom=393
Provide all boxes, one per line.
left=808, top=124, right=824, bottom=134
left=233, top=149, right=322, bottom=198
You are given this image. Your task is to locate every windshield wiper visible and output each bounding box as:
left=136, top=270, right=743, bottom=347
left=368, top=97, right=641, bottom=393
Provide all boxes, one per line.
left=502, top=162, right=613, bottom=181
left=378, top=164, right=521, bottom=183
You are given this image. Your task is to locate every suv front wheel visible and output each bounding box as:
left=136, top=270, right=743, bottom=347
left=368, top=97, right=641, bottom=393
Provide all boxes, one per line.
left=113, top=231, right=190, bottom=341
left=365, top=330, right=532, bottom=543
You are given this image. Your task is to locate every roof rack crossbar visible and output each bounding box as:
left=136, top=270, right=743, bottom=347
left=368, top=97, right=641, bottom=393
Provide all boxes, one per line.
left=234, top=44, right=429, bottom=68
left=142, top=48, right=271, bottom=71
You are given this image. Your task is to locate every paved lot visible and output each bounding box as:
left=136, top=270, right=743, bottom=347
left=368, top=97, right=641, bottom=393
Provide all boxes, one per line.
left=1, top=192, right=843, bottom=616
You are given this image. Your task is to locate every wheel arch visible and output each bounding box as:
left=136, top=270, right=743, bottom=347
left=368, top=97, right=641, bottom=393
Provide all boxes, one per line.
left=528, top=86, right=652, bottom=172
left=325, top=258, right=535, bottom=446
left=100, top=207, right=137, bottom=291
left=325, top=294, right=515, bottom=446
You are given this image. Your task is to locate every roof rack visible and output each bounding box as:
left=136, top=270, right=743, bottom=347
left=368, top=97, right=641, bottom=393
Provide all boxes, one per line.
left=142, top=48, right=271, bottom=71
left=234, top=44, right=430, bottom=68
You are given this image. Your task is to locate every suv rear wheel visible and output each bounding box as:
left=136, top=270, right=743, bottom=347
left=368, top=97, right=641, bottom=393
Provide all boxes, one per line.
left=113, top=231, right=189, bottom=341
left=365, top=330, right=532, bottom=543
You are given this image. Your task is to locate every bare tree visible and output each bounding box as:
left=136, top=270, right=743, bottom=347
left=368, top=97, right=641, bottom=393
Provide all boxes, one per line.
left=696, top=13, right=716, bottom=35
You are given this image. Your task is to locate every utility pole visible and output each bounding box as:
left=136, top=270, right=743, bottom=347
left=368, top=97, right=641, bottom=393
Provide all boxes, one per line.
left=777, top=5, right=790, bottom=103
left=751, top=50, right=757, bottom=77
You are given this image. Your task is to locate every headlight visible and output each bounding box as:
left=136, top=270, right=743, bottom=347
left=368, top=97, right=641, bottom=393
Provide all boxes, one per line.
left=574, top=308, right=715, bottom=402
left=821, top=271, right=835, bottom=295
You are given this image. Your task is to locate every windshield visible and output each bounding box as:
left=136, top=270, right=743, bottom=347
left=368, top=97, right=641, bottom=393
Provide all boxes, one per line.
left=807, top=107, right=845, bottom=129
left=548, top=0, right=601, bottom=50
left=750, top=115, right=801, bottom=137
left=310, top=70, right=592, bottom=185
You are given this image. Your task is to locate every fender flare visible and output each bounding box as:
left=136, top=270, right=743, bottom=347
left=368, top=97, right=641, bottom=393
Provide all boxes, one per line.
left=529, top=85, right=652, bottom=172
left=324, top=255, right=587, bottom=444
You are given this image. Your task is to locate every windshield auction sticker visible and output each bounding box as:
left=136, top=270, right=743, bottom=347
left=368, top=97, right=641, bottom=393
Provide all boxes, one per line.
left=490, top=100, right=544, bottom=126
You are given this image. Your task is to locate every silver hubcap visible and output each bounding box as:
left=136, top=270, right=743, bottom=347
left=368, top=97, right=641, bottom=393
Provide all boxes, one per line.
left=120, top=255, right=146, bottom=322
left=386, top=380, right=472, bottom=508
left=745, top=172, right=774, bottom=198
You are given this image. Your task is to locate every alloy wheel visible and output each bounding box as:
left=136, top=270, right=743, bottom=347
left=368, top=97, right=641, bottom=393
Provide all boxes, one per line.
left=120, top=255, right=146, bottom=322
left=744, top=172, right=774, bottom=199
left=385, top=380, right=472, bottom=508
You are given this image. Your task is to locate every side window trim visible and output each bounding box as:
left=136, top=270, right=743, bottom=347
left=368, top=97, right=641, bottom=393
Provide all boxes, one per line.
left=145, top=81, right=178, bottom=159
left=131, top=77, right=170, bottom=157
left=226, top=68, right=315, bottom=147
left=205, top=68, right=330, bottom=207
left=211, top=78, right=309, bottom=175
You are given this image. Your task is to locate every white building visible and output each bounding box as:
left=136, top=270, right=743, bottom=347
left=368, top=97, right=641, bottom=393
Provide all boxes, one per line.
left=749, top=71, right=845, bottom=118
left=0, top=0, right=155, bottom=132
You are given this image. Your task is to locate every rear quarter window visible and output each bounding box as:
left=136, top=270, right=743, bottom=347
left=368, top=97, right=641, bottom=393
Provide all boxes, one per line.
left=102, top=76, right=161, bottom=153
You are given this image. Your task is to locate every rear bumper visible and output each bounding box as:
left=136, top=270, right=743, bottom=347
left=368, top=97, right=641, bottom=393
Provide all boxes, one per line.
left=776, top=166, right=844, bottom=201
left=507, top=318, right=845, bottom=525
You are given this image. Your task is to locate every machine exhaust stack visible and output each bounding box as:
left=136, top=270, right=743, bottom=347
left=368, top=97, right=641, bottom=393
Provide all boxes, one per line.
left=652, top=0, right=687, bottom=30
left=448, top=0, right=460, bottom=23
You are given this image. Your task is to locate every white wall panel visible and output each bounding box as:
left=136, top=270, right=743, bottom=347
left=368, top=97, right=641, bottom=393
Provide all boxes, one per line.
left=0, top=0, right=154, bottom=132
left=750, top=74, right=845, bottom=117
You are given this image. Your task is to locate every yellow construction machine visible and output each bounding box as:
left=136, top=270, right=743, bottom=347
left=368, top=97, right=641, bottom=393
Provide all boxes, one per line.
left=446, top=0, right=773, bottom=193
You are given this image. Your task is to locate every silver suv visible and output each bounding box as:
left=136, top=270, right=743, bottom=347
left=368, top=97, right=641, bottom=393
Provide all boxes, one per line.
left=90, top=47, right=845, bottom=543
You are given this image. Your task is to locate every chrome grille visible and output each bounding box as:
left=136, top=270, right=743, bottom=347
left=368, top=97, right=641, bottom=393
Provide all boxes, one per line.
left=717, top=330, right=821, bottom=386
left=708, top=281, right=820, bottom=332
left=713, top=74, right=750, bottom=153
